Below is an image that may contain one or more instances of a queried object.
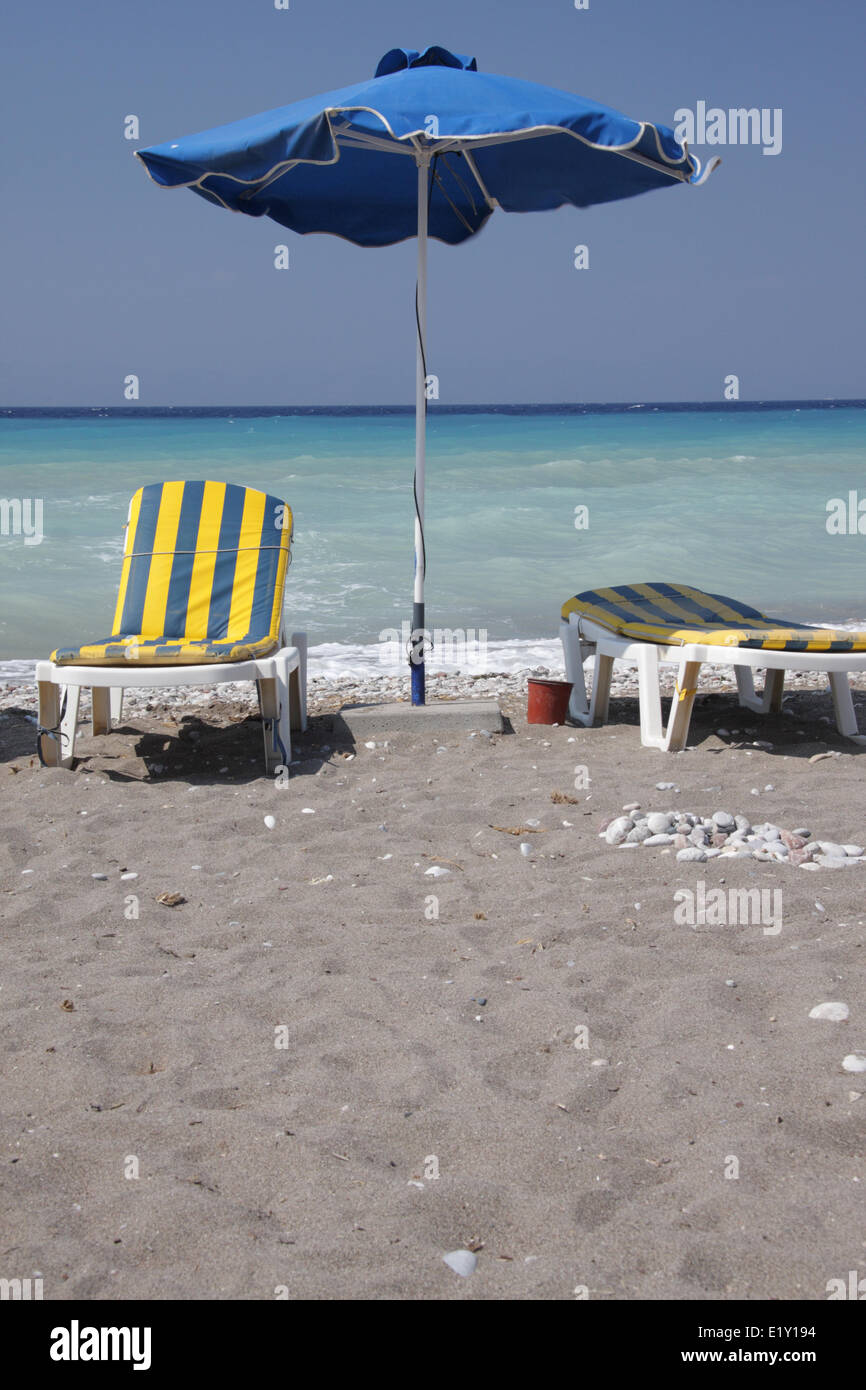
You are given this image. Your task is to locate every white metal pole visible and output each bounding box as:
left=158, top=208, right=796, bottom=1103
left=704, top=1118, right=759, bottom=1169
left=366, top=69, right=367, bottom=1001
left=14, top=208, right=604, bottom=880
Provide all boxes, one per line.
left=410, top=153, right=429, bottom=705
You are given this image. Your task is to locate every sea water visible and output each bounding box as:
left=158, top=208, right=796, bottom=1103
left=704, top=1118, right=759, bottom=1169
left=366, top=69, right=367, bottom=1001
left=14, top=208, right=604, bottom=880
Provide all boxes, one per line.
left=1, top=403, right=864, bottom=678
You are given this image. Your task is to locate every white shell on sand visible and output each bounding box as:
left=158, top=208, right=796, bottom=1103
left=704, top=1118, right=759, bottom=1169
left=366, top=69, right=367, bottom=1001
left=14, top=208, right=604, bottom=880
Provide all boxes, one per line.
left=443, top=1250, right=477, bottom=1277
left=842, top=1054, right=866, bottom=1073
left=425, top=865, right=451, bottom=877
left=808, top=1002, right=849, bottom=1021
left=263, top=815, right=276, bottom=829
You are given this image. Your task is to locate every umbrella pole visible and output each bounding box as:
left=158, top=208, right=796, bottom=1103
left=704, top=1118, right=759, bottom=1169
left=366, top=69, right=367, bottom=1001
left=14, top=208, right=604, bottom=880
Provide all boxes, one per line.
left=410, top=153, right=429, bottom=706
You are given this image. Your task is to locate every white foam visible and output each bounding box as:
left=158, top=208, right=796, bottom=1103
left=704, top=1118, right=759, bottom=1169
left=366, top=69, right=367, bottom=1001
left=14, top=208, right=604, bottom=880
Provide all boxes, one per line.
left=4, top=619, right=866, bottom=686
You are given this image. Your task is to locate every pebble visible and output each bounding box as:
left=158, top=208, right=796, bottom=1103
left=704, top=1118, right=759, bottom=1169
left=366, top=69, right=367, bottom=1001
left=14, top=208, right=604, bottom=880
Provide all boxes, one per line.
left=626, top=824, right=653, bottom=843
left=655, top=782, right=677, bottom=791
left=263, top=815, right=276, bottom=829
left=622, top=802, right=641, bottom=812
left=815, top=855, right=862, bottom=869
left=642, top=833, right=674, bottom=846
left=443, top=1250, right=477, bottom=1277
left=519, top=843, right=533, bottom=857
left=842, top=844, right=865, bottom=857
left=604, top=816, right=634, bottom=846
left=425, top=865, right=451, bottom=877
left=809, top=1002, right=849, bottom=1021
left=120, top=872, right=138, bottom=881
left=301, top=808, right=316, bottom=815
left=725, top=979, right=736, bottom=987
left=780, top=830, right=806, bottom=851
left=676, top=847, right=707, bottom=862
left=842, top=1055, right=866, bottom=1074
left=91, top=873, right=108, bottom=880
left=712, top=811, right=736, bottom=831
left=646, top=812, right=673, bottom=834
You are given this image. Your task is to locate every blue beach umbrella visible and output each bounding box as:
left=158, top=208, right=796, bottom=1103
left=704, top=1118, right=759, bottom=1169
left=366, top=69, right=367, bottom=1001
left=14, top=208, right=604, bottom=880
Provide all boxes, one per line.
left=137, top=45, right=719, bottom=706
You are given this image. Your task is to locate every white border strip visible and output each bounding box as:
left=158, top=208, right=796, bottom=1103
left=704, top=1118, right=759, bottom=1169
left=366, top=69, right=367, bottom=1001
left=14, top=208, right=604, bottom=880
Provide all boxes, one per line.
left=136, top=102, right=701, bottom=204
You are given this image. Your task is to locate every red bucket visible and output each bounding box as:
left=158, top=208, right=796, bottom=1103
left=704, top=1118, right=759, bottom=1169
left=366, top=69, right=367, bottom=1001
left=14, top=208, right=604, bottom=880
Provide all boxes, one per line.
left=527, top=678, right=573, bottom=725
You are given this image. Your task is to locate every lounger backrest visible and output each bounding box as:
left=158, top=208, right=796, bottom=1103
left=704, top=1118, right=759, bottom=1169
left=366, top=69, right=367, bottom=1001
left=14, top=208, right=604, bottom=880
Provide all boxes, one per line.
left=112, top=481, right=292, bottom=644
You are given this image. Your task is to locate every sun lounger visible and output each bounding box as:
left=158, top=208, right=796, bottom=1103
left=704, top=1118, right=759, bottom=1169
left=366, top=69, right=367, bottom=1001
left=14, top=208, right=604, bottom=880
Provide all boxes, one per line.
left=560, top=582, right=866, bottom=751
left=35, top=480, right=306, bottom=772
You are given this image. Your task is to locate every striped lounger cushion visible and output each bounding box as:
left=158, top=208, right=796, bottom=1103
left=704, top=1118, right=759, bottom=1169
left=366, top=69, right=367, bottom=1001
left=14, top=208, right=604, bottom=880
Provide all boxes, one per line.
left=52, top=480, right=292, bottom=665
left=561, top=583, right=866, bottom=654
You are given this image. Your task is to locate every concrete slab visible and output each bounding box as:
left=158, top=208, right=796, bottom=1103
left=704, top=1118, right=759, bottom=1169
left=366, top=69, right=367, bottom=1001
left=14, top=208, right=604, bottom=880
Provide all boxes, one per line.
left=333, top=699, right=504, bottom=740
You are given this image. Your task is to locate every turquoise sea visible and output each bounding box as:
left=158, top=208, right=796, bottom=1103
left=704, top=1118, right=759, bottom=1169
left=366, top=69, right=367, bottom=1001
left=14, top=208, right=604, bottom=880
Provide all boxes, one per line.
left=1, top=403, right=864, bottom=674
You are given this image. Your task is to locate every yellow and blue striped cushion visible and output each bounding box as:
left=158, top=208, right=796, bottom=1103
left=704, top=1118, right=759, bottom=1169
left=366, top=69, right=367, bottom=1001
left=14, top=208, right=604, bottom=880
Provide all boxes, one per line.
left=52, top=480, right=292, bottom=666
left=562, top=582, right=866, bottom=654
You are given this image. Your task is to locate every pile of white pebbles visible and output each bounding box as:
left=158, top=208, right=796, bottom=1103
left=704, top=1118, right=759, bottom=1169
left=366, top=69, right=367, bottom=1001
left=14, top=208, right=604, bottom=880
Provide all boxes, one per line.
left=599, top=807, right=864, bottom=870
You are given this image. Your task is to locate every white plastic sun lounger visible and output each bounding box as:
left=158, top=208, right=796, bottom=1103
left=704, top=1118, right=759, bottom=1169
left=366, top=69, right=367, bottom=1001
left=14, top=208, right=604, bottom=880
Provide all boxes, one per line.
left=36, top=480, right=307, bottom=773
left=560, top=583, right=866, bottom=752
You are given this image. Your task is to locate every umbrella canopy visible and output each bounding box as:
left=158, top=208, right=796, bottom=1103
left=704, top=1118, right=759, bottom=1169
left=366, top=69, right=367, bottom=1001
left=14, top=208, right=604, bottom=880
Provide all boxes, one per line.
left=137, top=46, right=718, bottom=702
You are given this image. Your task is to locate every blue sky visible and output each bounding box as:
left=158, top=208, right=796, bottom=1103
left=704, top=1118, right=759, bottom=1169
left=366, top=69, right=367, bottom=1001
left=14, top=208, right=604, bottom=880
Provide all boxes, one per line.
left=1, top=0, right=864, bottom=405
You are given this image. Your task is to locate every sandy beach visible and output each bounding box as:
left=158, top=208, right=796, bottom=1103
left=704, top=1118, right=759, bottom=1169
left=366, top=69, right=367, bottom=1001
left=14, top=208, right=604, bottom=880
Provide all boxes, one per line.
left=1, top=667, right=864, bottom=1301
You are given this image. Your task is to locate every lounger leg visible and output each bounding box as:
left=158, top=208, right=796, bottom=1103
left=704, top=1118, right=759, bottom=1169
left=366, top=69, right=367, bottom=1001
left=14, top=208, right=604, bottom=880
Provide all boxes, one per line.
left=589, top=653, right=614, bottom=726
left=37, top=681, right=61, bottom=767
left=736, top=665, right=785, bottom=715
left=635, top=645, right=665, bottom=749
left=664, top=660, right=701, bottom=752
left=289, top=632, right=308, bottom=731
left=763, top=668, right=785, bottom=713
left=735, top=666, right=758, bottom=710
left=257, top=676, right=282, bottom=774
left=64, top=687, right=80, bottom=765
left=275, top=667, right=293, bottom=771
left=92, top=687, right=111, bottom=735
left=561, top=621, right=593, bottom=723
left=110, top=688, right=123, bottom=724
left=828, top=672, right=866, bottom=743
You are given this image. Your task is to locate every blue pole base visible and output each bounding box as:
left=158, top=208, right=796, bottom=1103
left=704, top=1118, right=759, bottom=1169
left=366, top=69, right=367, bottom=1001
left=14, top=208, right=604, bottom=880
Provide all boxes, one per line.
left=410, top=600, right=426, bottom=705
left=411, top=660, right=426, bottom=706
